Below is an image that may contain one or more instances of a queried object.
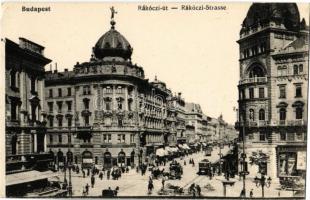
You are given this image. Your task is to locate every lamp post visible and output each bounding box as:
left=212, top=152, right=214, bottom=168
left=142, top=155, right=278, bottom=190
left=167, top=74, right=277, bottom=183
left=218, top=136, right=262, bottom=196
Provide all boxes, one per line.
left=67, top=126, right=73, bottom=197
left=255, top=174, right=272, bottom=198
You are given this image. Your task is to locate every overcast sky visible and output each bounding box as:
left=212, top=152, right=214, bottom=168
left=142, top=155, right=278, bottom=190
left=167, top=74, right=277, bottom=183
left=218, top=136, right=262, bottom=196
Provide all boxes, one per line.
left=2, top=2, right=309, bottom=124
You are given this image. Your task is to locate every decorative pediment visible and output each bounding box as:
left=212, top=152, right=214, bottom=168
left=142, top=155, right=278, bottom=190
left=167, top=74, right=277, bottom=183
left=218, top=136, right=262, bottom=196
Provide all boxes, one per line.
left=81, top=110, right=92, bottom=116
left=292, top=101, right=304, bottom=107
left=276, top=102, right=288, bottom=108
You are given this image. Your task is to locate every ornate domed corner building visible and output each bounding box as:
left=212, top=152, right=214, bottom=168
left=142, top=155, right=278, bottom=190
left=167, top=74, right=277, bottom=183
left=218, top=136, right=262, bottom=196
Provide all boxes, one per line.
left=44, top=13, right=176, bottom=168
left=236, top=3, right=308, bottom=186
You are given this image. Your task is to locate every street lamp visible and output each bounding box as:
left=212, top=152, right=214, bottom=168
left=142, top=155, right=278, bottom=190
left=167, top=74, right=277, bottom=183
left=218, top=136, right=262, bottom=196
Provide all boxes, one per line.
left=67, top=126, right=73, bottom=197
left=254, top=174, right=272, bottom=198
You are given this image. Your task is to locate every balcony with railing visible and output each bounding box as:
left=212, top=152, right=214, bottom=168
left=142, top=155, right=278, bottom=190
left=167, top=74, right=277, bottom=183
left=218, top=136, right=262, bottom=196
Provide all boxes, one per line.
left=239, top=77, right=267, bottom=85
left=276, top=119, right=307, bottom=126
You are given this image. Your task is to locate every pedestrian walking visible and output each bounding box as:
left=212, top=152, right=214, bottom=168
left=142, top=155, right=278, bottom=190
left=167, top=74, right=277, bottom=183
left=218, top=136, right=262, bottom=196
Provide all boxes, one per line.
left=184, top=160, right=186, bottom=165
left=148, top=179, right=154, bottom=194
left=189, top=183, right=196, bottom=197
left=250, top=189, right=253, bottom=198
left=196, top=184, right=201, bottom=197
left=107, top=169, right=111, bottom=180
left=161, top=177, right=165, bottom=189
left=83, top=170, right=85, bottom=178
left=85, top=183, right=89, bottom=195
left=99, top=171, right=103, bottom=180
left=114, top=186, right=119, bottom=196
left=87, top=168, right=90, bottom=176
left=91, top=175, right=95, bottom=188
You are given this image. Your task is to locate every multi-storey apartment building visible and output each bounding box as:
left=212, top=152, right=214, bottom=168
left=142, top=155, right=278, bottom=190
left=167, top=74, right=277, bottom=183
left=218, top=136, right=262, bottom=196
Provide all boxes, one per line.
left=45, top=16, right=174, bottom=168
left=5, top=38, right=52, bottom=173
left=236, top=3, right=308, bottom=183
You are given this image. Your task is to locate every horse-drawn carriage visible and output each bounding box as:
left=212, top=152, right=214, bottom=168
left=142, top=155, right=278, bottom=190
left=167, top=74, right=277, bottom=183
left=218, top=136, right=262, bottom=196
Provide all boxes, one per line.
left=169, top=161, right=183, bottom=180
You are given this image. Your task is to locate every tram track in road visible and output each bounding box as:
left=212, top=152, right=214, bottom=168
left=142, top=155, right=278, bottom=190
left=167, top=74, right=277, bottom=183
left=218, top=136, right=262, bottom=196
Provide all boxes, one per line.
left=181, top=174, right=208, bottom=189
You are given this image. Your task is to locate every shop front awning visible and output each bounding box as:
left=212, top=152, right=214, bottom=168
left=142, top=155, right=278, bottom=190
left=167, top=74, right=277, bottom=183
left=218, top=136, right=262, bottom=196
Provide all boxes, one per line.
left=156, top=148, right=168, bottom=157
left=6, top=170, right=57, bottom=186
left=183, top=144, right=191, bottom=150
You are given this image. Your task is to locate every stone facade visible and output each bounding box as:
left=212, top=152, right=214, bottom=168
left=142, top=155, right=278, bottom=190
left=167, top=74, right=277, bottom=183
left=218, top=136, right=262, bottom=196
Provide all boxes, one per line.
left=5, top=38, right=52, bottom=173
left=236, top=3, right=308, bottom=183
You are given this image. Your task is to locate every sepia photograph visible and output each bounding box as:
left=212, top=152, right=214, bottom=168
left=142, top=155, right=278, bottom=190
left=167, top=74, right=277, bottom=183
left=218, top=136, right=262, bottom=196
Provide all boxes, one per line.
left=1, top=2, right=309, bottom=198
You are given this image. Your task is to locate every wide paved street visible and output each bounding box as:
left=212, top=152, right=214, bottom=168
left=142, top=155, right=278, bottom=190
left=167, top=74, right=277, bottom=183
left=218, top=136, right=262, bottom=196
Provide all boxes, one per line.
left=55, top=146, right=294, bottom=197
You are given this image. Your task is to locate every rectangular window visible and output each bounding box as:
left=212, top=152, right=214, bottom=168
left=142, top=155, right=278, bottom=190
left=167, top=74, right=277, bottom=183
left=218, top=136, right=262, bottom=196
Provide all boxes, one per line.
left=280, top=131, right=286, bottom=141
left=259, top=132, right=266, bottom=141
left=108, top=134, right=111, bottom=142
left=249, top=88, right=254, bottom=99
left=67, top=88, right=71, bottom=96
left=296, top=132, right=303, bottom=140
left=287, top=133, right=295, bottom=141
left=58, top=134, right=62, bottom=143
left=58, top=118, right=62, bottom=127
left=49, top=135, right=53, bottom=144
left=103, top=134, right=107, bottom=143
left=130, top=134, right=135, bottom=143
left=259, top=88, right=265, bottom=98
left=58, top=88, right=62, bottom=97
left=49, top=89, right=53, bottom=98
left=48, top=102, right=53, bottom=112
left=67, top=101, right=72, bottom=111
left=295, top=85, right=302, bottom=97
left=279, top=85, right=286, bottom=98
left=67, top=118, right=72, bottom=127
left=57, top=102, right=62, bottom=112
left=49, top=117, right=53, bottom=127
left=83, top=86, right=91, bottom=95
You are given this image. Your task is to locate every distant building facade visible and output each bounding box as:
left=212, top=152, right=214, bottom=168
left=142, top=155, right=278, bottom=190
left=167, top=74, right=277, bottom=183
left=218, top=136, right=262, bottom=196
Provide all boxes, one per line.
left=236, top=3, right=308, bottom=183
left=5, top=38, right=52, bottom=173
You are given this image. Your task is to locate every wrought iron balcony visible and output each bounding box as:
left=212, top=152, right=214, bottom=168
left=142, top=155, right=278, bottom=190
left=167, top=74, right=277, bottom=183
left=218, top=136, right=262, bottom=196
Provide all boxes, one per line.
left=239, top=77, right=267, bottom=85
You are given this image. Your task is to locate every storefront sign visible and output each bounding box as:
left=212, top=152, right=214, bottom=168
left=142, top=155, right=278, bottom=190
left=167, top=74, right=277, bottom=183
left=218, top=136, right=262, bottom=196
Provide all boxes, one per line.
left=297, top=151, right=306, bottom=170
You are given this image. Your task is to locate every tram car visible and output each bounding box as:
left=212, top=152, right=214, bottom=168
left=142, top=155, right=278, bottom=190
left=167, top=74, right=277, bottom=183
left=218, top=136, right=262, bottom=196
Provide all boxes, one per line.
left=205, top=146, right=212, bottom=156
left=198, top=159, right=211, bottom=175
left=169, top=162, right=183, bottom=180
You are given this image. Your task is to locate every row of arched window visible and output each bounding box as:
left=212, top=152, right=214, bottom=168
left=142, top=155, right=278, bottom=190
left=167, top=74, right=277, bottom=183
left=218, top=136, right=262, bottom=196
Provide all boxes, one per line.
left=248, top=107, right=303, bottom=121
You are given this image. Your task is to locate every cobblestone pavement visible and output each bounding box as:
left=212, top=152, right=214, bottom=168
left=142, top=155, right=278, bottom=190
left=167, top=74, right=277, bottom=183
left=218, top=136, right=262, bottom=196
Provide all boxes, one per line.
left=55, top=146, right=294, bottom=197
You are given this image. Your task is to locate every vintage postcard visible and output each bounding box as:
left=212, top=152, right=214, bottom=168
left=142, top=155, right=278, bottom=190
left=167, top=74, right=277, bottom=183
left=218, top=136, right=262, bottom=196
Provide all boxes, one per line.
left=1, top=2, right=309, bottom=198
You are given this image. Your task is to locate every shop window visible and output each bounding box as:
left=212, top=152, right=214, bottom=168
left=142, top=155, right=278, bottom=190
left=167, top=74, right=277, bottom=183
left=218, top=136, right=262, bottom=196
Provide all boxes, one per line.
left=296, top=107, right=303, bottom=119
left=259, top=109, right=265, bottom=121
left=279, top=153, right=297, bottom=176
